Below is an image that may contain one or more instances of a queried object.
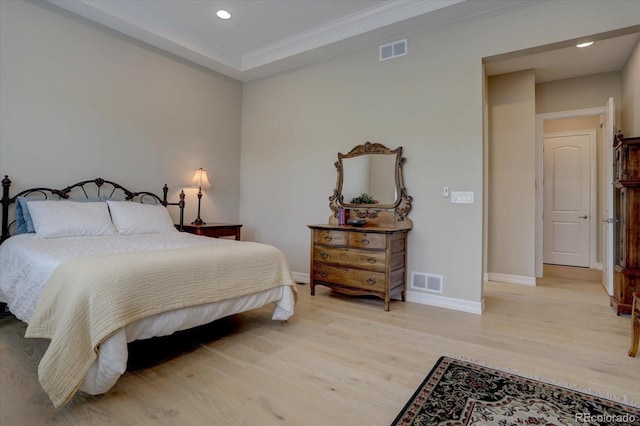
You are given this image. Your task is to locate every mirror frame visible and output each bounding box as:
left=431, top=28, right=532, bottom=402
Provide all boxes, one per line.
left=329, top=142, right=412, bottom=221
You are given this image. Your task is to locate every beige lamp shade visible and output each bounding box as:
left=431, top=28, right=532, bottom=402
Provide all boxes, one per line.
left=191, top=168, right=211, bottom=189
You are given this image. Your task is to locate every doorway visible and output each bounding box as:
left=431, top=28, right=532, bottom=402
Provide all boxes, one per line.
left=535, top=101, right=615, bottom=295
left=542, top=130, right=596, bottom=267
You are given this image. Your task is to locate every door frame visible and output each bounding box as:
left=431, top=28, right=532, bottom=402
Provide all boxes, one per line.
left=535, top=106, right=606, bottom=277
left=542, top=129, right=597, bottom=268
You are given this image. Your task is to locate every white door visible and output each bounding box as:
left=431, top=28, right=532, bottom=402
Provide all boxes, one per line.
left=543, top=133, right=592, bottom=267
left=602, top=97, right=615, bottom=294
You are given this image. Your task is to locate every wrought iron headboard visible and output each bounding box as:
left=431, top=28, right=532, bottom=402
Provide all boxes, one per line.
left=1, top=175, right=185, bottom=243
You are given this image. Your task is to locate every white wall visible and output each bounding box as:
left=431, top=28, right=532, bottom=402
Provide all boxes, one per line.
left=240, top=0, right=640, bottom=310
left=536, top=72, right=621, bottom=121
left=621, top=39, right=640, bottom=136
left=488, top=70, right=536, bottom=280
left=0, top=1, right=243, bottom=225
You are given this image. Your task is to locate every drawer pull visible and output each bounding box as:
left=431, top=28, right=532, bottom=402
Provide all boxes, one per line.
left=321, top=252, right=329, bottom=259
left=324, top=235, right=333, bottom=241
left=367, top=257, right=376, bottom=264
left=360, top=239, right=370, bottom=245
left=366, top=278, right=376, bottom=285
left=320, top=271, right=328, bottom=277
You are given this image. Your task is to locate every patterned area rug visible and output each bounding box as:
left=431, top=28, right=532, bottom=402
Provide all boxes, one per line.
left=392, top=356, right=639, bottom=426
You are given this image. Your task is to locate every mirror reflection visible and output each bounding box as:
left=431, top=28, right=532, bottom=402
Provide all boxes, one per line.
left=329, top=142, right=412, bottom=221
left=342, top=155, right=397, bottom=205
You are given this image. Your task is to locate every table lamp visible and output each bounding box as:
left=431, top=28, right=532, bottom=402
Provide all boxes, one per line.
left=191, top=168, right=211, bottom=225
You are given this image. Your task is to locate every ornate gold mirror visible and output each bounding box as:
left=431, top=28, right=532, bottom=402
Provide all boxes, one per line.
left=329, top=142, right=412, bottom=221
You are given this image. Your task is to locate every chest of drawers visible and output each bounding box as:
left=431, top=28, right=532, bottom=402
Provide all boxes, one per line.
left=308, top=224, right=409, bottom=311
left=612, top=136, right=640, bottom=314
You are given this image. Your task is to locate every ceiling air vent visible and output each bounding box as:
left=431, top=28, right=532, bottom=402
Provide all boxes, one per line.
left=411, top=272, right=443, bottom=294
left=379, top=39, right=407, bottom=61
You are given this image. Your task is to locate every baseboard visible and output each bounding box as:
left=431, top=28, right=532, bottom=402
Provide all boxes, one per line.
left=291, top=271, right=310, bottom=284
left=293, top=272, right=483, bottom=314
left=406, top=291, right=484, bottom=315
left=486, top=272, right=536, bottom=286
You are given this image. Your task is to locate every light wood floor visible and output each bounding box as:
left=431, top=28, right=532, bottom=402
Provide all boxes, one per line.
left=1, top=266, right=638, bottom=425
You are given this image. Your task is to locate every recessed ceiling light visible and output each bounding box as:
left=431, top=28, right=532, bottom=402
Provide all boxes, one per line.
left=216, top=10, right=231, bottom=20
left=576, top=41, right=594, bottom=48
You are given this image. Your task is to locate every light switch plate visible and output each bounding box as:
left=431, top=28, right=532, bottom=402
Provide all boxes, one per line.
left=451, top=191, right=473, bottom=204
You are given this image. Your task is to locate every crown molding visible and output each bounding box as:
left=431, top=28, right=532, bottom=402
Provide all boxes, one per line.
left=44, top=0, right=521, bottom=82
left=46, top=0, right=240, bottom=71
left=45, top=0, right=462, bottom=80
left=241, top=0, right=464, bottom=71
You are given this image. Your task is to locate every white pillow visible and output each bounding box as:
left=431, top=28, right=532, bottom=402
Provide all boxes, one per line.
left=107, top=200, right=176, bottom=235
left=28, top=200, right=117, bottom=239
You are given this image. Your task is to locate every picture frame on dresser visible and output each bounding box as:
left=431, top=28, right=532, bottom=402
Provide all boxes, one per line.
left=309, top=142, right=412, bottom=311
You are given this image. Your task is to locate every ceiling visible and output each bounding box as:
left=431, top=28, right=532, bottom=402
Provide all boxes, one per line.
left=47, top=0, right=639, bottom=83
left=484, top=30, right=640, bottom=83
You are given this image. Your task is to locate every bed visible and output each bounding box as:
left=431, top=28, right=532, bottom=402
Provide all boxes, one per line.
left=0, top=176, right=297, bottom=408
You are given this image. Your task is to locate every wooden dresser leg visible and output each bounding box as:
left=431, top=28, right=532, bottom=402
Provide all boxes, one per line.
left=310, top=282, right=315, bottom=296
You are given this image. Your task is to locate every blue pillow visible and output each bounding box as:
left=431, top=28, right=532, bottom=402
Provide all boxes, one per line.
left=14, top=197, right=30, bottom=234
left=16, top=195, right=110, bottom=234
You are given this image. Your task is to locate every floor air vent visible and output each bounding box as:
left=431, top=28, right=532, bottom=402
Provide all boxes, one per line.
left=411, top=272, right=443, bottom=294
left=379, top=39, right=407, bottom=61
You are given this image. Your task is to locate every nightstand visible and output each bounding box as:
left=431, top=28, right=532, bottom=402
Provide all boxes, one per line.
left=178, top=223, right=242, bottom=240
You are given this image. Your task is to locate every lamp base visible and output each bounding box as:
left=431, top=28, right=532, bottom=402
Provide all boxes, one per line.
left=192, top=187, right=206, bottom=226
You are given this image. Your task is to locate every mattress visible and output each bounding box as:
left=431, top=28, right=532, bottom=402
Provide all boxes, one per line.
left=0, top=232, right=295, bottom=397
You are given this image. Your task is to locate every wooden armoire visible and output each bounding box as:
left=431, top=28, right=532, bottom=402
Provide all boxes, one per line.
left=612, top=136, right=640, bottom=315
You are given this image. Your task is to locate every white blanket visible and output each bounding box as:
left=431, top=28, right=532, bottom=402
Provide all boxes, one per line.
left=0, top=232, right=296, bottom=406
left=1, top=232, right=238, bottom=322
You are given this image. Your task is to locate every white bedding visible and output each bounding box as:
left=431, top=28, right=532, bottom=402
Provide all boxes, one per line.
left=0, top=232, right=295, bottom=396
